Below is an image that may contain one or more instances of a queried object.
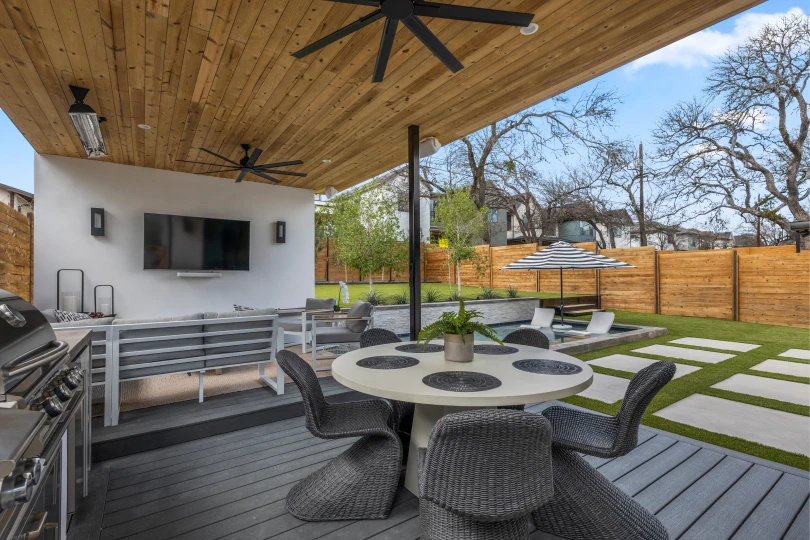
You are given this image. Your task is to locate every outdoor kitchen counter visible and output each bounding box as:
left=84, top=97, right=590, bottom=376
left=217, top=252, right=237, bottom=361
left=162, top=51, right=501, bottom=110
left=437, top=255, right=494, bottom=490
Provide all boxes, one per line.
left=53, top=328, right=92, bottom=363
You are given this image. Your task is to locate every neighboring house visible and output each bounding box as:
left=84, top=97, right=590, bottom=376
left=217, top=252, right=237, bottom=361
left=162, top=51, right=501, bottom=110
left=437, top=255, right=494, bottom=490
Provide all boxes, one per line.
left=0, top=182, right=33, bottom=215
left=626, top=224, right=734, bottom=250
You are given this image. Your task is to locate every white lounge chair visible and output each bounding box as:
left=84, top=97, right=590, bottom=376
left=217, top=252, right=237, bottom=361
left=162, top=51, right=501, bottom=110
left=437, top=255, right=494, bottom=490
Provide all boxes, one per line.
left=520, top=308, right=555, bottom=330
left=569, top=311, right=615, bottom=335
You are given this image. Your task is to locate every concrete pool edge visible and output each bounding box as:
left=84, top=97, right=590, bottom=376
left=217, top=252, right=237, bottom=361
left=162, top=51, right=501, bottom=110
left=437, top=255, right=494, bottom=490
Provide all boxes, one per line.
left=551, top=323, right=668, bottom=355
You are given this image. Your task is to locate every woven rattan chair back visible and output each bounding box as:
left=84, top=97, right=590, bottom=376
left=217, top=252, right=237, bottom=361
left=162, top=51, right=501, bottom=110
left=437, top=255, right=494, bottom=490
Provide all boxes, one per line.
left=503, top=328, right=550, bottom=350
left=360, top=328, right=402, bottom=348
left=421, top=409, right=554, bottom=521
left=614, top=361, right=676, bottom=453
left=276, top=350, right=328, bottom=435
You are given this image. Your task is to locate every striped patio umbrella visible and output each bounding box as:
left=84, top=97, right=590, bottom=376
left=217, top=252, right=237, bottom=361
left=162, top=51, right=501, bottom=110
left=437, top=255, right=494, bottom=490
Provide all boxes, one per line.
left=501, top=241, right=634, bottom=328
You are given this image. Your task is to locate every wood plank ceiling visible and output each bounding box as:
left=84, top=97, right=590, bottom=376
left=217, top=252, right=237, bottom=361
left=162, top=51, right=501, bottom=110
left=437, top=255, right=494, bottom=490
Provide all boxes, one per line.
left=0, top=0, right=763, bottom=192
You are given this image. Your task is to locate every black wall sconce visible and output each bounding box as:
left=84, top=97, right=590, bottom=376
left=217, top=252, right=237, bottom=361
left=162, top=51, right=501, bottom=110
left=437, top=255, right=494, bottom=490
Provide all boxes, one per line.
left=91, top=208, right=105, bottom=236
left=276, top=221, right=286, bottom=244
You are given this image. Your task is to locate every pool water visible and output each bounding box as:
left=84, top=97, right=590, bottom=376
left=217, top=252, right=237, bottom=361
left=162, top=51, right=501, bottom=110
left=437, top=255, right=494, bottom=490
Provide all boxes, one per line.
left=474, top=320, right=630, bottom=345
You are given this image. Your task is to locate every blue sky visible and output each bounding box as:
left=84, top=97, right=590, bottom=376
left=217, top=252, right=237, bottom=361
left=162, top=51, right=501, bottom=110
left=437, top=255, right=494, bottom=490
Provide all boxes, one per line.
left=0, top=0, right=804, bottom=196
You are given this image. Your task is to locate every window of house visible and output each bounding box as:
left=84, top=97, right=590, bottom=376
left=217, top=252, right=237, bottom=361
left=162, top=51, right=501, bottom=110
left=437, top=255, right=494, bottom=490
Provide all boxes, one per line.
left=487, top=210, right=498, bottom=223
left=613, top=227, right=623, bottom=238
left=506, top=212, right=513, bottom=229
left=397, top=193, right=409, bottom=212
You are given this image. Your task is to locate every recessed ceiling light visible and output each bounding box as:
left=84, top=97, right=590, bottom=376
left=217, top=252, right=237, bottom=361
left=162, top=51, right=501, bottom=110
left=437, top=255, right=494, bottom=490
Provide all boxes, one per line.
left=322, top=159, right=332, bottom=163
left=137, top=124, right=151, bottom=129
left=520, top=23, right=539, bottom=36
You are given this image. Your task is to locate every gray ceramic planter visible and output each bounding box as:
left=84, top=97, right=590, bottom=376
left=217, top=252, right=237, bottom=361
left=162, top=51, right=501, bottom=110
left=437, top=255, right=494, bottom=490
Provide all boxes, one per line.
left=443, top=333, right=474, bottom=362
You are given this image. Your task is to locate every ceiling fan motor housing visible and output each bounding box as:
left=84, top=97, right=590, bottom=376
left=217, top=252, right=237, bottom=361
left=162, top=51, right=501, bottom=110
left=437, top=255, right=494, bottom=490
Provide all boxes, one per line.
left=382, top=0, right=414, bottom=20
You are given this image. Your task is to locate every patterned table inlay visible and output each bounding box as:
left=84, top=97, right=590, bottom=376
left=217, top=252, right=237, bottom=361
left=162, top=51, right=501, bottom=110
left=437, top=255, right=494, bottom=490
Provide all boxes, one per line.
left=356, top=356, right=420, bottom=370
left=395, top=343, right=444, bottom=353
left=512, top=359, right=583, bottom=375
left=422, top=371, right=502, bottom=392
left=473, top=344, right=519, bottom=355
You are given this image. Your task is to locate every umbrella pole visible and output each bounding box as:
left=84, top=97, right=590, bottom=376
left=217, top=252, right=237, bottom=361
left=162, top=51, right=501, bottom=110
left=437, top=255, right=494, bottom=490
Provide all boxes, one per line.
left=559, top=268, right=565, bottom=327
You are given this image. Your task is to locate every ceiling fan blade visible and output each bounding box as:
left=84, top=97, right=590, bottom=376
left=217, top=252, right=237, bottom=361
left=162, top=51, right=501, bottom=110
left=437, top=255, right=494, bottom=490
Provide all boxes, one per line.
left=250, top=171, right=282, bottom=183
left=257, top=169, right=308, bottom=177
left=255, top=160, right=304, bottom=168
left=175, top=159, right=236, bottom=166
left=373, top=18, right=398, bottom=83
left=235, top=170, right=248, bottom=183
left=194, top=168, right=242, bottom=175
left=413, top=2, right=534, bottom=27
left=246, top=148, right=263, bottom=168
left=402, top=15, right=463, bottom=73
left=292, top=10, right=384, bottom=58
left=326, top=0, right=380, bottom=6
left=199, top=148, right=240, bottom=166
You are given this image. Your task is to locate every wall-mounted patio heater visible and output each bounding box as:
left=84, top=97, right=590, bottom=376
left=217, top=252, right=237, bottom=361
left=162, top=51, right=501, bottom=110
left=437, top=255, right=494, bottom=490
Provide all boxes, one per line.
left=790, top=221, right=809, bottom=253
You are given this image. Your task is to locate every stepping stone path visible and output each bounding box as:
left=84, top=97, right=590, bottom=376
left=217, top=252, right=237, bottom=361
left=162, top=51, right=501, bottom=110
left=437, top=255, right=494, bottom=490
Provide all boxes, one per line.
left=654, top=394, right=809, bottom=457
left=751, top=359, right=810, bottom=379
left=669, top=337, right=760, bottom=352
left=778, top=349, right=810, bottom=361
left=588, top=354, right=701, bottom=379
left=711, top=374, right=810, bottom=407
left=633, top=344, right=735, bottom=364
left=578, top=373, right=629, bottom=404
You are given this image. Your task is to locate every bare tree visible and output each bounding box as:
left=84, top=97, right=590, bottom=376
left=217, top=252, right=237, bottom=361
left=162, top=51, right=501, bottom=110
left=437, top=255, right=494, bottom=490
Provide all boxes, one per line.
left=655, top=14, right=810, bottom=246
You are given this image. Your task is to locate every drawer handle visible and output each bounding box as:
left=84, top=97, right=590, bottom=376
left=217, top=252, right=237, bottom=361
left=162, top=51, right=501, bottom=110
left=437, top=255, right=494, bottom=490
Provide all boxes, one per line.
left=20, top=512, right=46, bottom=540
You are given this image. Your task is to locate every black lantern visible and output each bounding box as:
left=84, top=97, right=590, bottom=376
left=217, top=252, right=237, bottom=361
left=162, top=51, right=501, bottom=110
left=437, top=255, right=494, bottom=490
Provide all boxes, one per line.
left=91, top=208, right=105, bottom=236
left=276, top=221, right=286, bottom=244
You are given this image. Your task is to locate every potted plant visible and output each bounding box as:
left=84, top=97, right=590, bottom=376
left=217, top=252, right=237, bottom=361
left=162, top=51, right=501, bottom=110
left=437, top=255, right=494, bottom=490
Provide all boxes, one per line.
left=418, top=299, right=503, bottom=362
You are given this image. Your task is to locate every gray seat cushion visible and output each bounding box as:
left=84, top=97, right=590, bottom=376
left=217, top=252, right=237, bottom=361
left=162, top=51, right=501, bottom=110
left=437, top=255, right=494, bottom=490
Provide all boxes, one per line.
left=306, top=298, right=336, bottom=311
left=51, top=316, right=115, bottom=329
left=278, top=316, right=313, bottom=333
left=202, top=308, right=278, bottom=368
left=314, top=326, right=362, bottom=344
left=113, top=313, right=205, bottom=379
left=345, top=301, right=372, bottom=333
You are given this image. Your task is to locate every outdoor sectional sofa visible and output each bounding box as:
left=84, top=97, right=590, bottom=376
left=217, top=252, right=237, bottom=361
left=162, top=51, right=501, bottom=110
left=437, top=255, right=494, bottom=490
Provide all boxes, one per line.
left=47, top=308, right=283, bottom=427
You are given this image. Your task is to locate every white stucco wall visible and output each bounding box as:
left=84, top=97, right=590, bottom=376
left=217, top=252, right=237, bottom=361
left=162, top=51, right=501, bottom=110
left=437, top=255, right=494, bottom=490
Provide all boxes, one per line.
left=34, top=155, right=314, bottom=318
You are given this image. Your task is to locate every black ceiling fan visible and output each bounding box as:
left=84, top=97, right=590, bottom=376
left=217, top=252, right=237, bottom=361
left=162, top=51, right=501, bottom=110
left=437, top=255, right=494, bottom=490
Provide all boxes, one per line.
left=177, top=144, right=307, bottom=184
left=292, top=0, right=534, bottom=82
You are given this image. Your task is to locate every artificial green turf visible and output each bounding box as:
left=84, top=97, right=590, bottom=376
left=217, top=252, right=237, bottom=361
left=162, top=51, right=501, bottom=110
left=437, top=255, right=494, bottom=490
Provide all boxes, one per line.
left=314, top=282, right=564, bottom=305
left=564, top=311, right=810, bottom=471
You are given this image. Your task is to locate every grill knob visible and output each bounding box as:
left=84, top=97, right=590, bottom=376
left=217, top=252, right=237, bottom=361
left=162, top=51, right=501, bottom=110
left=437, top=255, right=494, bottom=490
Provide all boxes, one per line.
left=61, top=369, right=82, bottom=390
left=14, top=459, right=43, bottom=485
left=52, top=383, right=73, bottom=402
left=40, top=397, right=64, bottom=418
left=0, top=473, right=33, bottom=510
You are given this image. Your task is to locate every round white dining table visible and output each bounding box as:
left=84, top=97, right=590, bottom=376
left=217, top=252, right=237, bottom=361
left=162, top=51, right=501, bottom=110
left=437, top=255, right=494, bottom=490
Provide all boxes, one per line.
left=332, top=340, right=593, bottom=495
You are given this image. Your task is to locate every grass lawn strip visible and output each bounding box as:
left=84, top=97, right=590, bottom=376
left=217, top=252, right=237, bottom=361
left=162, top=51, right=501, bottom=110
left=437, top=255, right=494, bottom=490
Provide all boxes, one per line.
left=566, top=311, right=810, bottom=471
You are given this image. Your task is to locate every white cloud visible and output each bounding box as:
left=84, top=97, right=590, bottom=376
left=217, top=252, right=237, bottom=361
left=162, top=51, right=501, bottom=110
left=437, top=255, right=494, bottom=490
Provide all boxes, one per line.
left=627, top=7, right=807, bottom=72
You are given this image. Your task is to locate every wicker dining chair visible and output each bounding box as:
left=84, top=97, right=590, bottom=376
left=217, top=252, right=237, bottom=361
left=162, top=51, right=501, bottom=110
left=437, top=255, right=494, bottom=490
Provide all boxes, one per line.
left=542, top=361, right=676, bottom=458
left=503, top=328, right=550, bottom=350
left=532, top=447, right=669, bottom=539
left=359, top=328, right=415, bottom=434
left=418, top=409, right=554, bottom=540
left=275, top=350, right=402, bottom=521
left=499, top=329, right=550, bottom=412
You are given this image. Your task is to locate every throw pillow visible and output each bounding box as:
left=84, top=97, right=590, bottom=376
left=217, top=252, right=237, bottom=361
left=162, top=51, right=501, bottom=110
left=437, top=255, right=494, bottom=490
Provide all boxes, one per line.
left=233, top=304, right=256, bottom=312
left=53, top=310, right=91, bottom=323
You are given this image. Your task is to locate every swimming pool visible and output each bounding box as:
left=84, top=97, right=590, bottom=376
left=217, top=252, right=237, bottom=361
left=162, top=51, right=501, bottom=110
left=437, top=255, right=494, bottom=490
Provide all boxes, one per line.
left=473, top=319, right=632, bottom=345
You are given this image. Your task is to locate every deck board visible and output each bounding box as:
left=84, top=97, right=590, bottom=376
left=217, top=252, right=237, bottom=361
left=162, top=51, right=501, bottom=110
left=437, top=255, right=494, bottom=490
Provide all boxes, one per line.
left=71, top=396, right=809, bottom=540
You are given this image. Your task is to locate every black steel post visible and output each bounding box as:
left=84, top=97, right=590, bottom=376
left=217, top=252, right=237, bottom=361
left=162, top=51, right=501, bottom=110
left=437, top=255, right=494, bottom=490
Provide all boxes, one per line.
left=408, top=125, right=422, bottom=340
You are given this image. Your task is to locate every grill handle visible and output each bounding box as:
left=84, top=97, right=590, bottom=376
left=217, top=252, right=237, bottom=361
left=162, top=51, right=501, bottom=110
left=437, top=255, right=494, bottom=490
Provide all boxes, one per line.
left=3, top=341, right=68, bottom=378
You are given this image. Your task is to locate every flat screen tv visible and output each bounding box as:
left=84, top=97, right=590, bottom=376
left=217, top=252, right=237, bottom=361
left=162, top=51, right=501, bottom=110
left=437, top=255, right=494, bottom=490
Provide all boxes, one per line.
left=143, top=213, right=250, bottom=271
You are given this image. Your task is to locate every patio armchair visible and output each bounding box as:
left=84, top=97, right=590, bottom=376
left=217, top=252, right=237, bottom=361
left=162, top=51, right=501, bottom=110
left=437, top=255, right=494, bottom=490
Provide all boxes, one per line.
left=520, top=307, right=555, bottom=330
left=275, top=350, right=402, bottom=521
left=532, top=447, right=669, bottom=540
left=567, top=311, right=615, bottom=336
left=500, top=329, right=550, bottom=412
left=542, top=361, right=676, bottom=458
left=418, top=409, right=554, bottom=540
left=310, top=300, right=374, bottom=372
left=277, top=298, right=336, bottom=353
left=359, top=329, right=414, bottom=434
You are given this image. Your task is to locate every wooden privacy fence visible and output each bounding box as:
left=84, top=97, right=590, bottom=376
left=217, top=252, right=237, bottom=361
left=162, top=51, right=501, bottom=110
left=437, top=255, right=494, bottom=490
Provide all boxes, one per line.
left=0, top=205, right=33, bottom=302
left=317, top=239, right=809, bottom=328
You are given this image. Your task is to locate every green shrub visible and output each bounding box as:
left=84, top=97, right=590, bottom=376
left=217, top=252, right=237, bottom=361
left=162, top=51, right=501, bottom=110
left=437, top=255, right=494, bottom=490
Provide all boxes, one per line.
left=418, top=300, right=502, bottom=344
left=422, top=287, right=442, bottom=303
left=506, top=286, right=520, bottom=298
left=363, top=290, right=388, bottom=306
left=478, top=288, right=502, bottom=300
left=390, top=290, right=409, bottom=305
left=447, top=290, right=464, bottom=302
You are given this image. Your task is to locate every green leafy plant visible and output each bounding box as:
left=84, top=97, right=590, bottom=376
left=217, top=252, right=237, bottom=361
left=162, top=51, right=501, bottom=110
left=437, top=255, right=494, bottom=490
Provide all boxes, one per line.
left=422, top=287, right=442, bottom=303
left=506, top=286, right=520, bottom=298
left=418, top=300, right=503, bottom=345
left=478, top=288, right=502, bottom=300
left=362, top=290, right=388, bottom=306
left=390, top=290, right=409, bottom=305
left=447, top=290, right=464, bottom=302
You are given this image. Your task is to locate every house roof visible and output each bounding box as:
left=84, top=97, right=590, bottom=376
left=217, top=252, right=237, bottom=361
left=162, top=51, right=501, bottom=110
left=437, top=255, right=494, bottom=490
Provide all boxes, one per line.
left=0, top=0, right=761, bottom=193
left=0, top=182, right=33, bottom=200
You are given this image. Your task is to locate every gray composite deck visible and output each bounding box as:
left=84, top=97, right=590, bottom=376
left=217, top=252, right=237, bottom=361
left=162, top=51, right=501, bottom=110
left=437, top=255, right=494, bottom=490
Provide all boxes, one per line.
left=70, top=396, right=810, bottom=540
